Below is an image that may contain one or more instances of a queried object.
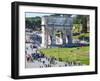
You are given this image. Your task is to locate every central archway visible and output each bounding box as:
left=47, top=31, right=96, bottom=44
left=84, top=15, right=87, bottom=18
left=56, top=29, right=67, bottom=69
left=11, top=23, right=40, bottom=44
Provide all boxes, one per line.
left=55, top=31, right=63, bottom=45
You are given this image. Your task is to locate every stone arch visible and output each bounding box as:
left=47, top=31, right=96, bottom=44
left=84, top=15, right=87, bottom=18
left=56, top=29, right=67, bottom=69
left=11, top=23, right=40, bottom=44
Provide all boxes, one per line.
left=41, top=16, right=73, bottom=48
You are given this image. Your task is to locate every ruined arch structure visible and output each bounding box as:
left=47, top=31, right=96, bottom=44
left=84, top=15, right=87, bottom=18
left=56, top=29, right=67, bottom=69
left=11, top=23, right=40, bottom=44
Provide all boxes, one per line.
left=41, top=15, right=73, bottom=48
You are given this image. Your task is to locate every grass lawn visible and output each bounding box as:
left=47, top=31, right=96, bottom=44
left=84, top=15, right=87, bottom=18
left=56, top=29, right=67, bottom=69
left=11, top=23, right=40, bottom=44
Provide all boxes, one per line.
left=39, top=46, right=89, bottom=65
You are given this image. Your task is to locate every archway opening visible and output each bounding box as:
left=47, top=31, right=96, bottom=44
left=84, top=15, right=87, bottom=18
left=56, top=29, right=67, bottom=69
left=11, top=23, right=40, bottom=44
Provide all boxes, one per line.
left=55, top=31, right=63, bottom=45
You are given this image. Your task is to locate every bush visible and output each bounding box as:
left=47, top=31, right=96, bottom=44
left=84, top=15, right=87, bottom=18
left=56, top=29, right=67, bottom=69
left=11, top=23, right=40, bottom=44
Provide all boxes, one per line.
left=79, top=33, right=89, bottom=40
left=59, top=58, right=62, bottom=61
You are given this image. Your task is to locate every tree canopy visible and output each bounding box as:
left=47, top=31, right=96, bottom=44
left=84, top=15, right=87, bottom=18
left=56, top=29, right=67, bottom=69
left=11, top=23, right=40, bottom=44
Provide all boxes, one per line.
left=25, top=16, right=41, bottom=30
left=73, top=15, right=89, bottom=33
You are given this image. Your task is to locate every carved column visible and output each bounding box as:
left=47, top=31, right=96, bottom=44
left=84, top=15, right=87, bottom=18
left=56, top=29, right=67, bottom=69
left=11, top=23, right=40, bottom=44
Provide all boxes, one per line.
left=51, top=29, right=56, bottom=46
left=67, top=29, right=72, bottom=45
left=62, top=28, right=66, bottom=45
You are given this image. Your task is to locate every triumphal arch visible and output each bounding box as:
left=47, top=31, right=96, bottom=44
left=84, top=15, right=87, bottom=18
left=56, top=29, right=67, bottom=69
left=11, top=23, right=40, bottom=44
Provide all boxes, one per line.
left=41, top=15, right=73, bottom=48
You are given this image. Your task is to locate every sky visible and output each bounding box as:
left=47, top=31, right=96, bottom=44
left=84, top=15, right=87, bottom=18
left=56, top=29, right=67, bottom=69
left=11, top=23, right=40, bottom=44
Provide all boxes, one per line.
left=25, top=12, right=78, bottom=18
left=25, top=12, right=52, bottom=17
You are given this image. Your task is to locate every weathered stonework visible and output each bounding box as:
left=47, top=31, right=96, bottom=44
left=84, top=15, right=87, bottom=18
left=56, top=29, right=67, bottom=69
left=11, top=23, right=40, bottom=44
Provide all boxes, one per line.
left=41, top=15, right=73, bottom=48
